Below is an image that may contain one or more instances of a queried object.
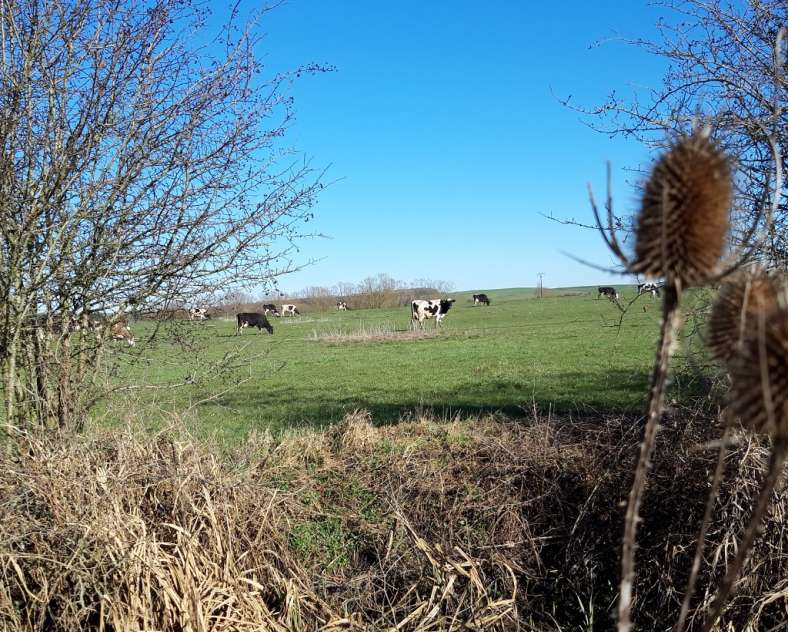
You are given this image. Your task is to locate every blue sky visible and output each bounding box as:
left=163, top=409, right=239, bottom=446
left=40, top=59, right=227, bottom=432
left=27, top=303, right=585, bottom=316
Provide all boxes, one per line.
left=232, top=1, right=671, bottom=291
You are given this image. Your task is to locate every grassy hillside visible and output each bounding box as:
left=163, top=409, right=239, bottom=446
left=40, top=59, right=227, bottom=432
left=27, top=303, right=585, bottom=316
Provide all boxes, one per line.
left=97, top=286, right=683, bottom=441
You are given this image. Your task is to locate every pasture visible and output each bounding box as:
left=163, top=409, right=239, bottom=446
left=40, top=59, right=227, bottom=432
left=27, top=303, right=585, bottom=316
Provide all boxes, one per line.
left=100, top=285, right=691, bottom=441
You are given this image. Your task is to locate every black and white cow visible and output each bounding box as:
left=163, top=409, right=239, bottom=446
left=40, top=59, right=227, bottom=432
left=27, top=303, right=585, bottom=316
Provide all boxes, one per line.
left=336, top=300, right=349, bottom=311
left=189, top=307, right=209, bottom=320
left=472, top=293, right=490, bottom=306
left=262, top=303, right=281, bottom=317
left=411, top=298, right=456, bottom=327
left=281, top=304, right=300, bottom=317
left=236, top=312, right=274, bottom=335
left=637, top=282, right=661, bottom=298
left=597, top=286, right=619, bottom=301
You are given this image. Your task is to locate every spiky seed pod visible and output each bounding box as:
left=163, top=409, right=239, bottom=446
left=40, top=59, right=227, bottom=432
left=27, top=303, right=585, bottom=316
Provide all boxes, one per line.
left=727, top=308, right=788, bottom=439
left=707, top=269, right=783, bottom=364
left=631, top=132, right=731, bottom=287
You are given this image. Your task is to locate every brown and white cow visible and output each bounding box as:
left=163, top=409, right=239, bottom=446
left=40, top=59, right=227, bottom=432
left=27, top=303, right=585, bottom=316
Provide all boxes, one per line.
left=88, top=319, right=135, bottom=346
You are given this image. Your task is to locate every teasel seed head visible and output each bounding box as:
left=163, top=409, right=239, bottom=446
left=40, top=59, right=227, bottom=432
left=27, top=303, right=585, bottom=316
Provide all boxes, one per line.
left=707, top=269, right=783, bottom=364
left=728, top=308, right=788, bottom=439
left=631, top=131, right=732, bottom=287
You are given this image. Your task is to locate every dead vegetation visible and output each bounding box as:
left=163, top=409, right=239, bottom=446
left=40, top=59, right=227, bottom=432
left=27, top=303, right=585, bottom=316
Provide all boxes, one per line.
left=309, top=322, right=439, bottom=343
left=1, top=409, right=784, bottom=631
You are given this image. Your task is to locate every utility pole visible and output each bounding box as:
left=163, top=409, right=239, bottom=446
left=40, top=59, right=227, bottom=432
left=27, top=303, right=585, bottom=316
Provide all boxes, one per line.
left=537, top=272, right=544, bottom=299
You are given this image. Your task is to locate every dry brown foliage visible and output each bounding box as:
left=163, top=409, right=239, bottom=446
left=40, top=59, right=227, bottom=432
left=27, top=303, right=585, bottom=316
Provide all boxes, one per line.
left=1, top=410, right=785, bottom=631
left=310, top=323, right=439, bottom=344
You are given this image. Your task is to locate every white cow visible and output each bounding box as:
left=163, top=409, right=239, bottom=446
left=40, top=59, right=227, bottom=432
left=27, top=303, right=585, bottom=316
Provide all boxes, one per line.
left=189, top=307, right=209, bottom=320
left=281, top=304, right=300, bottom=317
left=637, top=282, right=661, bottom=298
left=411, top=299, right=455, bottom=327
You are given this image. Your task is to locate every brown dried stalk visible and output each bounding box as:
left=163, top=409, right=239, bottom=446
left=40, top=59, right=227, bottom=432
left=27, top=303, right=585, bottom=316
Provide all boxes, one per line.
left=617, top=283, right=681, bottom=631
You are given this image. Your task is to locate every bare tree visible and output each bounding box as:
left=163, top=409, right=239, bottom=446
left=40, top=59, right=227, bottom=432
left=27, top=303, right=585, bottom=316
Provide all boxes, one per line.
left=0, top=0, right=329, bottom=433
left=568, top=0, right=786, bottom=267
left=354, top=273, right=400, bottom=309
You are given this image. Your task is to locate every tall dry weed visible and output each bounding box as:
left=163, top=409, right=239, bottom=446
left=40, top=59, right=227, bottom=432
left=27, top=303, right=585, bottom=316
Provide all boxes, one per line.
left=587, top=116, right=786, bottom=631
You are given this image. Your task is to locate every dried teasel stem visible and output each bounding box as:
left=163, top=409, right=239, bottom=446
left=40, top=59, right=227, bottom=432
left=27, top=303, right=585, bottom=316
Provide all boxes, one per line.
left=630, top=131, right=731, bottom=288
left=701, top=308, right=788, bottom=630
left=699, top=435, right=787, bottom=632
left=617, top=283, right=681, bottom=632
left=673, top=421, right=733, bottom=632
left=707, top=269, right=782, bottom=365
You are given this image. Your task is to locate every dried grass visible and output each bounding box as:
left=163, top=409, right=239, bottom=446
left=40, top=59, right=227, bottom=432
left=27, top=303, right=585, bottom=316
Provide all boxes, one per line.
left=309, top=323, right=438, bottom=343
left=0, top=410, right=785, bottom=630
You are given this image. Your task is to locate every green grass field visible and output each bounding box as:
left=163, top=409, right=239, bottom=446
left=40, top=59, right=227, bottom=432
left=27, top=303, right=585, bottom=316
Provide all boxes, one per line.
left=101, top=286, right=691, bottom=441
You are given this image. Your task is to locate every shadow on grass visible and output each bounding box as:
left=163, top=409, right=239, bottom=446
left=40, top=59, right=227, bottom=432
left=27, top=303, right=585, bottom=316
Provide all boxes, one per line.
left=196, top=367, right=705, bottom=436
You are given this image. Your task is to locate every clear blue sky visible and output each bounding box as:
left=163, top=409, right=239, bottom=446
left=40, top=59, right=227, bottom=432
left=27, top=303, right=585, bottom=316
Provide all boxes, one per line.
left=231, top=1, right=671, bottom=292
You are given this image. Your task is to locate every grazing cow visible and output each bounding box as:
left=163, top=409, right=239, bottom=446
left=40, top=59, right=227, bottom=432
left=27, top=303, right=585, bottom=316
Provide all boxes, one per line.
left=108, top=321, right=136, bottom=346
left=236, top=312, right=274, bottom=335
left=637, top=282, right=661, bottom=298
left=73, top=315, right=135, bottom=346
left=411, top=298, right=456, bottom=327
left=87, top=319, right=135, bottom=346
left=472, top=293, right=491, bottom=306
left=68, top=313, right=89, bottom=332
left=281, top=304, right=300, bottom=317
left=189, top=307, right=209, bottom=320
left=336, top=300, right=349, bottom=311
left=262, top=303, right=281, bottom=317
left=597, top=286, right=619, bottom=301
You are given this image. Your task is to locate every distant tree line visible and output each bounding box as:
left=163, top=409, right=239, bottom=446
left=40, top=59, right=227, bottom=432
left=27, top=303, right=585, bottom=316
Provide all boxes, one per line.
left=199, top=274, right=455, bottom=317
